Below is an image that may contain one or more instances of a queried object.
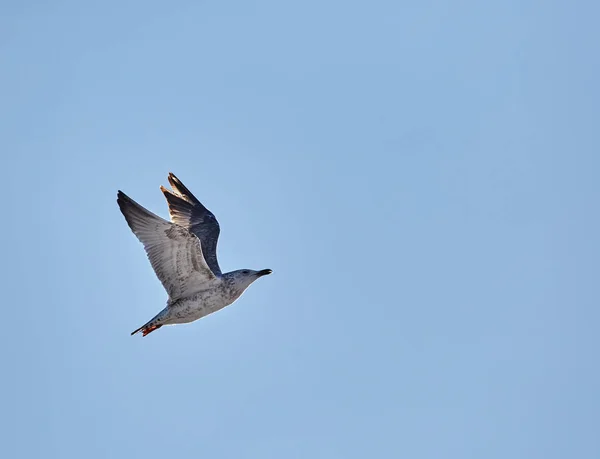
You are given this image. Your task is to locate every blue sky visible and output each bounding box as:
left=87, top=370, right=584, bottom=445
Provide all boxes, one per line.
left=2, top=1, right=599, bottom=457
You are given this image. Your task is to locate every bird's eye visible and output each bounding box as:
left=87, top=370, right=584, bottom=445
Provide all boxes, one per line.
left=242, top=270, right=249, bottom=274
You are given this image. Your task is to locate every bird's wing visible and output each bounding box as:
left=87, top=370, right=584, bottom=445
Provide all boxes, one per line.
left=117, top=191, right=217, bottom=300
left=160, top=172, right=222, bottom=276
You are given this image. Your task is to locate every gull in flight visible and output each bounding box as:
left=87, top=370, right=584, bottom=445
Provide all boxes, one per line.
left=117, top=173, right=272, bottom=336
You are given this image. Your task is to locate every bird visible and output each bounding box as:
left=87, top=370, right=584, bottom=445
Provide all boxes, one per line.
left=117, top=172, right=272, bottom=337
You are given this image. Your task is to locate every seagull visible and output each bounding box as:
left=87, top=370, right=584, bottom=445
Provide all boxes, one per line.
left=117, top=172, right=272, bottom=337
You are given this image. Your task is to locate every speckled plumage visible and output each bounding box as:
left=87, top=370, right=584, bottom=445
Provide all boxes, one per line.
left=117, top=173, right=272, bottom=337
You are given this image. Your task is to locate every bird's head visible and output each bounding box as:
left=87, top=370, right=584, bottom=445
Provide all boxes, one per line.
left=227, top=268, right=273, bottom=291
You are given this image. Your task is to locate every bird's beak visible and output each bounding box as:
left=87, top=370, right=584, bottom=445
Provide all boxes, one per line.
left=257, top=269, right=273, bottom=277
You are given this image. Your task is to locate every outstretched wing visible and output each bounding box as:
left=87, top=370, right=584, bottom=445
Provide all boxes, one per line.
left=160, top=172, right=222, bottom=276
left=117, top=191, right=217, bottom=300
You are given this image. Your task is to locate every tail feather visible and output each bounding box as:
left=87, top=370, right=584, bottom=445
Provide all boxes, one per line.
left=131, top=323, right=163, bottom=337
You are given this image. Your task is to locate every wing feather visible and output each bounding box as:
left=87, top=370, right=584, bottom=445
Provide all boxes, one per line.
left=117, top=191, right=216, bottom=300
left=160, top=173, right=222, bottom=276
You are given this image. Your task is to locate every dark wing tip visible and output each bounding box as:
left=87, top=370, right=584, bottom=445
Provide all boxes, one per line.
left=117, top=190, right=164, bottom=232
left=116, top=190, right=136, bottom=211
left=116, top=190, right=128, bottom=207
left=161, top=185, right=201, bottom=222
left=167, top=172, right=181, bottom=189
left=117, top=190, right=136, bottom=202
left=116, top=190, right=140, bottom=227
left=166, top=172, right=202, bottom=206
left=161, top=184, right=189, bottom=207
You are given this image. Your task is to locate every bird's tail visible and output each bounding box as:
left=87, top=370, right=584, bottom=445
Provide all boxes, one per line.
left=132, top=309, right=168, bottom=337
left=131, top=322, right=163, bottom=337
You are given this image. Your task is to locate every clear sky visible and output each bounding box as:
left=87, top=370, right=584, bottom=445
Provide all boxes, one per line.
left=2, top=1, right=599, bottom=458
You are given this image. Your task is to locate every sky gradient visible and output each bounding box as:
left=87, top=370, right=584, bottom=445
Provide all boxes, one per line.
left=2, top=1, right=599, bottom=458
